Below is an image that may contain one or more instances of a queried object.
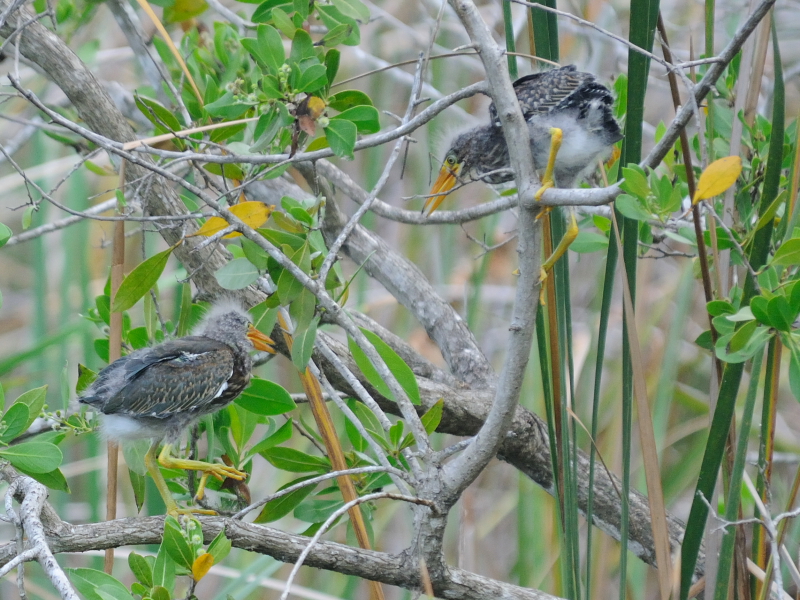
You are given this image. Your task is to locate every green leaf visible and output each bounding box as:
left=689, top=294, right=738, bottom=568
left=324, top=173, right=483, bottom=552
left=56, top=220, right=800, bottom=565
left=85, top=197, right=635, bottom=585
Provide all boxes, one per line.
left=122, top=439, right=150, bottom=476
left=129, top=468, right=145, bottom=512
left=331, top=0, right=369, bottom=21
left=153, top=540, right=176, bottom=590
left=112, top=247, right=173, bottom=312
left=241, top=237, right=270, bottom=271
left=0, top=403, right=30, bottom=442
left=289, top=28, right=314, bottom=62
left=294, top=0, right=309, bottom=19
left=571, top=230, right=608, bottom=254
left=324, top=119, right=356, bottom=159
left=249, top=301, right=279, bottom=334
left=260, top=227, right=305, bottom=250
left=0, top=441, right=62, bottom=473
left=389, top=420, right=403, bottom=447
left=257, top=24, right=284, bottom=72
left=22, top=206, right=34, bottom=230
left=249, top=418, right=293, bottom=456
left=297, top=64, right=328, bottom=93
left=76, top=364, right=97, bottom=395
left=421, top=399, right=444, bottom=435
left=351, top=329, right=421, bottom=405
left=614, top=193, right=652, bottom=221
left=255, top=478, right=316, bottom=522
left=66, top=568, right=136, bottom=600
left=316, top=5, right=360, bottom=45
left=262, top=446, right=330, bottom=472
left=767, top=295, right=793, bottom=332
left=96, top=294, right=111, bottom=325
left=754, top=191, right=783, bottom=232
left=272, top=211, right=306, bottom=233
left=289, top=287, right=317, bottom=331
left=729, top=319, right=757, bottom=353
left=328, top=90, right=372, bottom=112
left=750, top=295, right=772, bottom=327
left=790, top=346, right=800, bottom=403
left=271, top=8, right=296, bottom=38
left=771, top=238, right=800, bottom=266
left=163, top=517, right=194, bottom=570
left=129, top=552, right=154, bottom=588
left=325, top=49, right=340, bottom=85
left=277, top=243, right=310, bottom=303
left=28, top=468, right=70, bottom=493
left=205, top=92, right=253, bottom=119
left=236, top=378, right=297, bottom=415
left=706, top=300, right=734, bottom=317
left=294, top=498, right=343, bottom=523
left=207, top=530, right=232, bottom=565
left=215, top=257, right=261, bottom=290
left=94, top=339, right=109, bottom=363
left=0, top=222, right=12, bottom=248
left=251, top=0, right=292, bottom=21
left=204, top=162, right=246, bottom=181
left=251, top=103, right=293, bottom=152
left=349, top=399, right=386, bottom=441
left=150, top=586, right=171, bottom=600
left=331, top=105, right=380, bottom=134
left=135, top=95, right=183, bottom=133
left=128, top=326, right=150, bottom=350
left=726, top=306, right=754, bottom=322
left=291, top=317, right=318, bottom=370
left=620, top=166, right=651, bottom=199
left=792, top=281, right=800, bottom=314
left=13, top=384, right=47, bottom=432
left=348, top=337, right=391, bottom=400
left=320, top=23, right=352, bottom=48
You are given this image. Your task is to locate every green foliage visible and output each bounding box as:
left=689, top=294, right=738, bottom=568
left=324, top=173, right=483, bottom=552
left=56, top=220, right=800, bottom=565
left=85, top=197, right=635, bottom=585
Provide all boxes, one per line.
left=347, top=328, right=421, bottom=405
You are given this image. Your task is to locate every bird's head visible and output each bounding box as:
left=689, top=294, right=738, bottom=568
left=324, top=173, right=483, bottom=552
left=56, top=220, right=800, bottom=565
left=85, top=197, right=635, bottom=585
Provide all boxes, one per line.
left=424, top=132, right=475, bottom=216
left=200, top=302, right=276, bottom=354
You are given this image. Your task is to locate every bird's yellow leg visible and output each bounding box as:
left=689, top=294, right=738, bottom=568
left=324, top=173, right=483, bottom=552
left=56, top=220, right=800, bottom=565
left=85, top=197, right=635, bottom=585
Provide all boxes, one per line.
left=533, top=127, right=577, bottom=284
left=149, top=444, right=246, bottom=514
left=143, top=441, right=214, bottom=515
left=158, top=443, right=247, bottom=483
left=144, top=440, right=181, bottom=515
left=535, top=127, right=563, bottom=202
left=539, top=207, right=579, bottom=284
left=195, top=472, right=212, bottom=501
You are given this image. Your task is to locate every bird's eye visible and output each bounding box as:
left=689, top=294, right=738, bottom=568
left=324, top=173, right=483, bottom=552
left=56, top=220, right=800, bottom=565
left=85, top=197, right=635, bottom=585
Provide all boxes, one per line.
left=446, top=156, right=456, bottom=165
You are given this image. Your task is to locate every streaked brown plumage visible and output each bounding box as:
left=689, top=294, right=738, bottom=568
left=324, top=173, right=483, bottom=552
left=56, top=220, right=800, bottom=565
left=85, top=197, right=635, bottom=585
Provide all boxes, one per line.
left=80, top=301, right=274, bottom=514
left=425, top=65, right=623, bottom=215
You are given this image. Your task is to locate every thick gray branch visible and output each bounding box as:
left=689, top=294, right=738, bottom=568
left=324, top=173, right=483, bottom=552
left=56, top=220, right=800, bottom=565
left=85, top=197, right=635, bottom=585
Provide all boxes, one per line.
left=0, top=506, right=564, bottom=600
left=437, top=0, right=542, bottom=504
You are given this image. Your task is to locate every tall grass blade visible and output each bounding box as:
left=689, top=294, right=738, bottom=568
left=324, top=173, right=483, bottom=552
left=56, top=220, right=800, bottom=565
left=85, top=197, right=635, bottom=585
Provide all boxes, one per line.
left=714, top=348, right=763, bottom=600
left=617, top=0, right=660, bottom=595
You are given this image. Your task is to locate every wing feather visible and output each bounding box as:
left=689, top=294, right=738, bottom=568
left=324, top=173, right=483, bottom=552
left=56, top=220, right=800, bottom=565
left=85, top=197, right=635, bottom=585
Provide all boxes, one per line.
left=96, top=338, right=236, bottom=418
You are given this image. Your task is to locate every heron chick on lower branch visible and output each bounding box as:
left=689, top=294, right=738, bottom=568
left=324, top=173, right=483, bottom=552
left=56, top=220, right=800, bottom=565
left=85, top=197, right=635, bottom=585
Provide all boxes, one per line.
left=80, top=301, right=275, bottom=515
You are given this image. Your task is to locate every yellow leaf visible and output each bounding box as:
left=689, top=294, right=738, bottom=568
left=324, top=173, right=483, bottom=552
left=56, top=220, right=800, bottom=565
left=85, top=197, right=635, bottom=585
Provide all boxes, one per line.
left=192, top=552, right=214, bottom=581
left=306, top=96, right=326, bottom=119
left=191, top=202, right=274, bottom=238
left=693, top=156, right=742, bottom=204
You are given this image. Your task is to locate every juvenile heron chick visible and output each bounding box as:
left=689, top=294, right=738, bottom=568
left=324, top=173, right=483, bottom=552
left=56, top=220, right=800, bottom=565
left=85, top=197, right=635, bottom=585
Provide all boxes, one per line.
left=425, top=65, right=622, bottom=215
left=80, top=301, right=275, bottom=515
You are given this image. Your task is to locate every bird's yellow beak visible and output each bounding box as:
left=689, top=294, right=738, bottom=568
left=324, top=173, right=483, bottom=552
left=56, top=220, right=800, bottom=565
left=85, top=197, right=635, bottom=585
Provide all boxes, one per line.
left=247, top=324, right=276, bottom=353
left=424, top=163, right=460, bottom=216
